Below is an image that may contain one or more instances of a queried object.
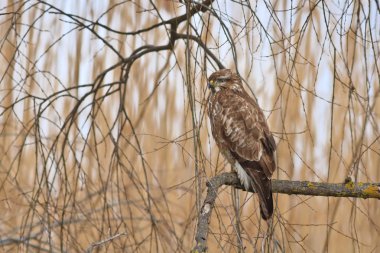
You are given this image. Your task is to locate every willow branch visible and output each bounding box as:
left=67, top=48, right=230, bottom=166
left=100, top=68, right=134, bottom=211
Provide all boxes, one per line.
left=192, top=172, right=380, bottom=253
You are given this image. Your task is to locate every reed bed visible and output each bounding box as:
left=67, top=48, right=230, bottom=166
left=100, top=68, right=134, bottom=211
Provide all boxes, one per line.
left=0, top=1, right=379, bottom=252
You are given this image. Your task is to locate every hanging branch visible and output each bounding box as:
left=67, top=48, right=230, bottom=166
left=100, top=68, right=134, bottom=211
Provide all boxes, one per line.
left=191, top=172, right=380, bottom=253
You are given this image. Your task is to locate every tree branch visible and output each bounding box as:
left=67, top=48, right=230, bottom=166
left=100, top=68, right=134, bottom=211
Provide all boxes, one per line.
left=86, top=232, right=127, bottom=253
left=192, top=172, right=380, bottom=253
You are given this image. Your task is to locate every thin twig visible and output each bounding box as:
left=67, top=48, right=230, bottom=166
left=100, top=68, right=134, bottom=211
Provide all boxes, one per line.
left=86, top=232, right=127, bottom=253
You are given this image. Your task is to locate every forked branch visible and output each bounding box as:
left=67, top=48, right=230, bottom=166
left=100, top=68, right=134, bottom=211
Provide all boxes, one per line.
left=192, top=172, right=380, bottom=252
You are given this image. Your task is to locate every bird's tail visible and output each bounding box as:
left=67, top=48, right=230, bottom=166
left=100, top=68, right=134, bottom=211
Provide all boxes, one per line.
left=259, top=186, right=273, bottom=220
left=245, top=165, right=274, bottom=220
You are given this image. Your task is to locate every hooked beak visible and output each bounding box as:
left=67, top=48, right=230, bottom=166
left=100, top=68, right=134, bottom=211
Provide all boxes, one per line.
left=207, top=80, right=214, bottom=89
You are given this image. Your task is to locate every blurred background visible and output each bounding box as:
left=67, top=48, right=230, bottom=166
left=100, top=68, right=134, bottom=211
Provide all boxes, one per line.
left=0, top=0, right=379, bottom=252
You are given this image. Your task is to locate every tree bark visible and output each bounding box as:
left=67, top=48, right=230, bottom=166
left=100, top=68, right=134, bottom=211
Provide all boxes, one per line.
left=191, top=172, right=380, bottom=253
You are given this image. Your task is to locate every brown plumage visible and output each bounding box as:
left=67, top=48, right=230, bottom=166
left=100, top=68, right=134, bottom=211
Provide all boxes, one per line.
left=207, top=69, right=276, bottom=220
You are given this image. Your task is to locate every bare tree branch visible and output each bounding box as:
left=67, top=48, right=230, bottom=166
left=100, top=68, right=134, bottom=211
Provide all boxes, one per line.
left=1, top=1, right=379, bottom=251
left=86, top=232, right=128, bottom=253
left=192, top=172, right=380, bottom=252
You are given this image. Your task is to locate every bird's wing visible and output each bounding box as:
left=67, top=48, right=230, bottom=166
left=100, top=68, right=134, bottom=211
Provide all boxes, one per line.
left=209, top=89, right=276, bottom=220
left=210, top=89, right=276, bottom=176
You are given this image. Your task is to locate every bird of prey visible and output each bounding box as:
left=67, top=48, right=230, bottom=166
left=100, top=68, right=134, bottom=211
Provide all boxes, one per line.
left=207, top=69, right=276, bottom=220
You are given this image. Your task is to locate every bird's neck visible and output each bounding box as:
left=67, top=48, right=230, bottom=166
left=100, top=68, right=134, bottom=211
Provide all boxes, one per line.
left=210, top=86, right=221, bottom=94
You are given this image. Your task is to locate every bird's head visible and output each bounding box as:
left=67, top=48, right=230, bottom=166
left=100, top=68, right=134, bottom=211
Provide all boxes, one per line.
left=207, top=69, right=243, bottom=93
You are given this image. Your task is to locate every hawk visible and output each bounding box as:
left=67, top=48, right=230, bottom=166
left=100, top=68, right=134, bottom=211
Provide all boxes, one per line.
left=207, top=69, right=276, bottom=220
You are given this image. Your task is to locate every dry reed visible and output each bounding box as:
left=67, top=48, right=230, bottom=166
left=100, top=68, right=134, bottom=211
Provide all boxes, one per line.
left=0, top=1, right=379, bottom=252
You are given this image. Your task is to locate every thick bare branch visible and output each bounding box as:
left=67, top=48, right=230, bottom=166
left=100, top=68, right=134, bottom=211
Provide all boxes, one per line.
left=192, top=172, right=380, bottom=252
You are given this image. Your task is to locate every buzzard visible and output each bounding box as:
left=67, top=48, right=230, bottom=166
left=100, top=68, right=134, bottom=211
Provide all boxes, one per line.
left=207, top=69, right=276, bottom=220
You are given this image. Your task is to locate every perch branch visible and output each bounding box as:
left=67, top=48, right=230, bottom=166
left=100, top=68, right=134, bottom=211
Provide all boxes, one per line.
left=192, top=172, right=380, bottom=253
